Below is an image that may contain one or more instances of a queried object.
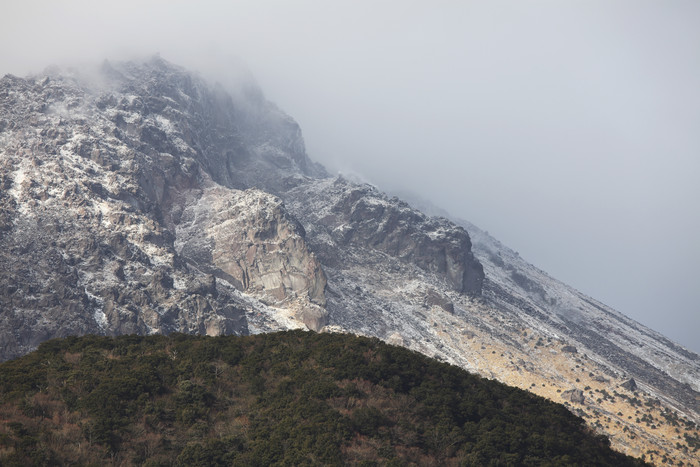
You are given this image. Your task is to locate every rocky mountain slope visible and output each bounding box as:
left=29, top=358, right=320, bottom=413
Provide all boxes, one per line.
left=0, top=57, right=697, bottom=465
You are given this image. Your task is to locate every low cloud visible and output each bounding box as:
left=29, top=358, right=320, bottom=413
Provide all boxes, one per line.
left=2, top=0, right=698, bottom=352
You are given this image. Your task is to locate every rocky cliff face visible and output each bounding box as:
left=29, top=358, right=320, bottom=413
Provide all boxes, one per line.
left=174, top=187, right=327, bottom=330
left=285, top=177, right=483, bottom=295
left=1, top=57, right=698, bottom=465
left=0, top=57, right=328, bottom=358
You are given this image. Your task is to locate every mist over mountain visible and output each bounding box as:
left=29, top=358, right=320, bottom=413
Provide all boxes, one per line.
left=0, top=57, right=698, bottom=465
left=2, top=1, right=698, bottom=355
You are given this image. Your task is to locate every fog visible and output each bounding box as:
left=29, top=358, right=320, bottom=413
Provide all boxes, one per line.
left=2, top=1, right=699, bottom=353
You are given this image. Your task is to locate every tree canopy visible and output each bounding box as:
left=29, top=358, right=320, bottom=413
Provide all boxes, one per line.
left=0, top=331, right=648, bottom=466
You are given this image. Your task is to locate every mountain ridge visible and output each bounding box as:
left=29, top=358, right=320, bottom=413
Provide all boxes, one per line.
left=0, top=56, right=697, bottom=464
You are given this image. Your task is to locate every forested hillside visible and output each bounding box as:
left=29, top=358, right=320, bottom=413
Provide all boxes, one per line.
left=0, top=330, right=647, bottom=465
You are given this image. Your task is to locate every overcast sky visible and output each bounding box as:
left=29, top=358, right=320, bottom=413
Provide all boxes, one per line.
left=2, top=1, right=698, bottom=353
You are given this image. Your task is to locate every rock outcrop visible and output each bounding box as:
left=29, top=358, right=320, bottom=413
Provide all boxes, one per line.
left=285, top=177, right=484, bottom=295
left=561, top=389, right=586, bottom=404
left=175, top=187, right=327, bottom=330
left=0, top=57, right=331, bottom=357
left=621, top=378, right=638, bottom=392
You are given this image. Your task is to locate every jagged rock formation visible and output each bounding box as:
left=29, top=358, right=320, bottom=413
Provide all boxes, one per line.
left=0, top=57, right=327, bottom=358
left=285, top=177, right=483, bottom=295
left=1, top=56, right=698, bottom=465
left=174, top=187, right=327, bottom=330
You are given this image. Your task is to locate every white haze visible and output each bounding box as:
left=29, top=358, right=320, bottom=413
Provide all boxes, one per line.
left=2, top=1, right=699, bottom=353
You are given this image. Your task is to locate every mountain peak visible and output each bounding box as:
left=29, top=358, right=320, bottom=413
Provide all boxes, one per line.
left=1, top=58, right=697, bottom=464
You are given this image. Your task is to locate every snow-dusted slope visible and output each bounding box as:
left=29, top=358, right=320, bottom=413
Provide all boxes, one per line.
left=1, top=57, right=697, bottom=464
left=0, top=57, right=325, bottom=358
left=280, top=178, right=700, bottom=463
left=465, top=218, right=699, bottom=408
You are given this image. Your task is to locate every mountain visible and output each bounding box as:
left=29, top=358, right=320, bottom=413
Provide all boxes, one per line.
left=0, top=57, right=697, bottom=465
left=0, top=331, right=648, bottom=466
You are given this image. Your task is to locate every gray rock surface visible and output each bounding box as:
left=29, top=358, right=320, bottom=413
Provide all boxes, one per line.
left=175, top=187, right=327, bottom=330
left=562, top=389, right=586, bottom=404
left=0, top=57, right=328, bottom=358
left=621, top=378, right=638, bottom=392
left=285, top=176, right=484, bottom=295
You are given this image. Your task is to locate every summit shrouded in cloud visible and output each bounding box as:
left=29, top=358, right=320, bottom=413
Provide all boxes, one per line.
left=6, top=0, right=696, bottom=353
left=1, top=48, right=698, bottom=463
left=1, top=1, right=698, bottom=356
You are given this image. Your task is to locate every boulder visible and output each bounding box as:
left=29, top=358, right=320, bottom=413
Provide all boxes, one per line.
left=620, top=378, right=638, bottom=392
left=561, top=389, right=585, bottom=404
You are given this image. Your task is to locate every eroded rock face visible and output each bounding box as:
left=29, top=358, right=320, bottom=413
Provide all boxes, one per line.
left=285, top=177, right=484, bottom=295
left=0, top=57, right=486, bottom=354
left=0, top=176, right=249, bottom=360
left=0, top=57, right=330, bottom=358
left=175, top=187, right=328, bottom=330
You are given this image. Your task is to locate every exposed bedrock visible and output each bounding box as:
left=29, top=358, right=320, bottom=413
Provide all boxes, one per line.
left=286, top=177, right=484, bottom=295
left=175, top=187, right=328, bottom=330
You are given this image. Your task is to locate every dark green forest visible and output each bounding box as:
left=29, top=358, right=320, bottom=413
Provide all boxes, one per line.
left=0, top=330, right=648, bottom=466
